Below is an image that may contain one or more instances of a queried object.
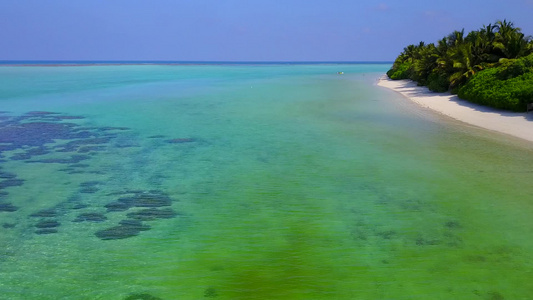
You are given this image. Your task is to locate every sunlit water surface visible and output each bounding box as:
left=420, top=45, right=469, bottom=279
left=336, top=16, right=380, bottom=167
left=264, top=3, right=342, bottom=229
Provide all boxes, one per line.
left=0, top=64, right=532, bottom=299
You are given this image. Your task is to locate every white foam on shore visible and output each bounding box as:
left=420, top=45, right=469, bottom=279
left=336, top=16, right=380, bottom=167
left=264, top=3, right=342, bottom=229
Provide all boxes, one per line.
left=377, top=76, right=533, bottom=143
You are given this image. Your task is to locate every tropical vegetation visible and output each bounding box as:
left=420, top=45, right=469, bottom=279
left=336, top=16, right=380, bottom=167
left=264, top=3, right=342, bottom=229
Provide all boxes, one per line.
left=387, top=20, right=533, bottom=111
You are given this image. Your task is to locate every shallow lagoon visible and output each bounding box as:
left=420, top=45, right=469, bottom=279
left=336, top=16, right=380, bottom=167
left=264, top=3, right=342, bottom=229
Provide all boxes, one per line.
left=0, top=64, right=532, bottom=299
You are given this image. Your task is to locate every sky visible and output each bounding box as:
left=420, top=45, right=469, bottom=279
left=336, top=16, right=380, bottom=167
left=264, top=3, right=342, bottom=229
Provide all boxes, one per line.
left=1, top=0, right=532, bottom=62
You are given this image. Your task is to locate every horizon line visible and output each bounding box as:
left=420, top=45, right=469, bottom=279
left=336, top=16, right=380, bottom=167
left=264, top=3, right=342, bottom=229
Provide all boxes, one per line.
left=0, top=60, right=393, bottom=65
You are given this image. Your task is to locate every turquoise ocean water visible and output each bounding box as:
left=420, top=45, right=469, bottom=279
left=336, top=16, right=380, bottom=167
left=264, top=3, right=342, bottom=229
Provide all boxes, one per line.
left=0, top=64, right=532, bottom=299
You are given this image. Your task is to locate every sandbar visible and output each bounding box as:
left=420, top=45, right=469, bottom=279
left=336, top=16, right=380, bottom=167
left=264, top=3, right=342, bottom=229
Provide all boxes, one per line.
left=377, top=76, right=533, bottom=143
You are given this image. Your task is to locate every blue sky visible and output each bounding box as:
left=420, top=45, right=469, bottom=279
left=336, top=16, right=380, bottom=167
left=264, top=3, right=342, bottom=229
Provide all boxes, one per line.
left=1, top=0, right=532, bottom=61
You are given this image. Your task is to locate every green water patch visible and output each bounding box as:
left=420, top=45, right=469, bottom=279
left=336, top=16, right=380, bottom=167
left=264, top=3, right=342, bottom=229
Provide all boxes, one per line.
left=142, top=78, right=533, bottom=299
left=129, top=124, right=533, bottom=299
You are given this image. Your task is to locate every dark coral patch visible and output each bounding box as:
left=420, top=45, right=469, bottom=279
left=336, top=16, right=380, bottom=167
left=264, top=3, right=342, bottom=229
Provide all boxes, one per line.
left=118, top=219, right=141, bottom=226
left=115, top=197, right=138, bottom=207
left=73, top=213, right=107, bottom=223
left=26, top=147, right=50, bottom=156
left=100, top=127, right=130, bottom=131
left=95, top=217, right=152, bottom=240
left=2, top=223, right=16, bottom=228
left=137, top=193, right=172, bottom=207
left=55, top=116, right=85, bottom=120
left=0, top=122, right=76, bottom=148
left=35, top=220, right=60, bottom=228
left=72, top=203, right=89, bottom=210
left=89, top=170, right=106, bottom=175
left=0, top=203, right=18, bottom=212
left=204, top=287, right=218, bottom=298
left=30, top=208, right=57, bottom=218
left=0, top=112, right=124, bottom=171
left=95, top=225, right=142, bottom=240
left=80, top=186, right=99, bottom=194
left=80, top=181, right=101, bottom=187
left=25, top=111, right=60, bottom=116
left=10, top=153, right=32, bottom=160
left=0, top=179, right=24, bottom=189
left=0, top=172, right=17, bottom=179
left=445, top=221, right=462, bottom=229
left=122, top=189, right=145, bottom=194
left=167, top=138, right=196, bottom=144
left=79, top=180, right=101, bottom=191
left=67, top=170, right=85, bottom=174
left=32, top=154, right=91, bottom=164
left=120, top=193, right=172, bottom=208
left=124, top=293, right=162, bottom=300
left=105, top=201, right=131, bottom=212
left=106, top=191, right=128, bottom=196
left=35, top=228, right=58, bottom=235
left=377, top=230, right=396, bottom=240
left=11, top=146, right=50, bottom=160
left=106, top=191, right=174, bottom=212
left=415, top=237, right=441, bottom=246
left=127, top=208, right=178, bottom=221
left=69, top=164, right=89, bottom=168
left=119, top=219, right=150, bottom=230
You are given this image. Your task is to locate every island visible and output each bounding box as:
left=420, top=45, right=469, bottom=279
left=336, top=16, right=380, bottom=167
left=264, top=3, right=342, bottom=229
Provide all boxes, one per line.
left=386, top=20, right=533, bottom=112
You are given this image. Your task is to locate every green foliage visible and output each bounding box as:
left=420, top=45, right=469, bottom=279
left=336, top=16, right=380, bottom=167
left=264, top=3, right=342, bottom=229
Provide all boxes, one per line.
left=427, top=71, right=449, bottom=92
left=387, top=19, right=533, bottom=111
left=458, top=54, right=533, bottom=111
left=497, top=53, right=533, bottom=79
left=387, top=61, right=412, bottom=79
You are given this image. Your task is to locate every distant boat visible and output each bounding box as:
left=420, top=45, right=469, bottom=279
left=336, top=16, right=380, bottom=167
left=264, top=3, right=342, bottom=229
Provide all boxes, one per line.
left=337, top=72, right=344, bottom=75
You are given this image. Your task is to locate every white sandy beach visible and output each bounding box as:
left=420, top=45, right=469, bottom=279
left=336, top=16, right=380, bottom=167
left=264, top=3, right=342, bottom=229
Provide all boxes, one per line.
left=377, top=77, right=533, bottom=143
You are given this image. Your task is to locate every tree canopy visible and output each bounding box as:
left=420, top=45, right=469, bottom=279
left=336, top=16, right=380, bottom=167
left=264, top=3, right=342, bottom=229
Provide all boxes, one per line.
left=387, top=20, right=533, bottom=111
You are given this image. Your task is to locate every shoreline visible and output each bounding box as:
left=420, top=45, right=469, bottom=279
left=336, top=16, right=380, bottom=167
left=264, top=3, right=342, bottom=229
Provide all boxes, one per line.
left=377, top=76, right=533, bottom=143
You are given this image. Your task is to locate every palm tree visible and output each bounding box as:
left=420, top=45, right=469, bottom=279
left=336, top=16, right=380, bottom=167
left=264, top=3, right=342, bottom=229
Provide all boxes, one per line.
left=495, top=20, right=519, bottom=40
left=469, top=24, right=499, bottom=63
left=402, top=44, right=417, bottom=62
left=413, top=43, right=439, bottom=84
left=480, top=23, right=497, bottom=42
left=447, top=29, right=465, bottom=47
left=448, top=42, right=484, bottom=89
left=434, top=37, right=451, bottom=72
left=494, top=19, right=529, bottom=59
